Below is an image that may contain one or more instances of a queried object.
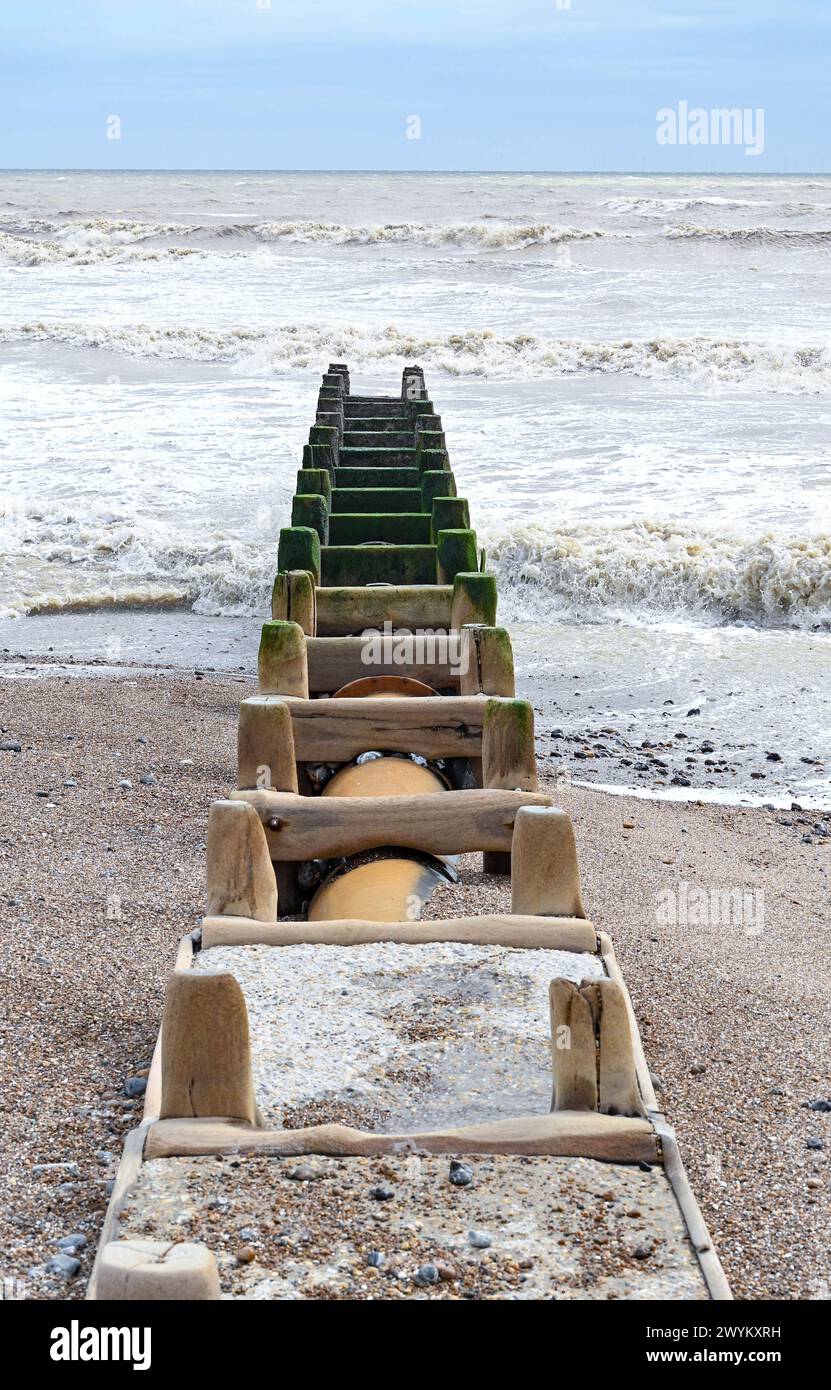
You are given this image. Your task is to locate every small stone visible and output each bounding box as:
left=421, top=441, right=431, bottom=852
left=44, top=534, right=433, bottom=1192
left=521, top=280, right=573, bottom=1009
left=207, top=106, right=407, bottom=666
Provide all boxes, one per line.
left=622, top=820, right=635, bottom=830
left=700, top=741, right=715, bottom=754
left=118, top=779, right=132, bottom=790
left=0, top=739, right=22, bottom=752
left=435, top=1260, right=456, bottom=1281
left=369, top=1184, right=395, bottom=1201
left=686, top=708, right=701, bottom=717
left=448, top=1160, right=473, bottom=1187
left=235, top=1246, right=256, bottom=1264
left=289, top=1164, right=320, bottom=1182
left=414, top=1264, right=439, bottom=1287
left=136, top=736, right=147, bottom=744
left=63, top=777, right=78, bottom=787
left=807, top=1138, right=824, bottom=1151
left=637, top=1161, right=653, bottom=1173
left=124, top=1076, right=147, bottom=1098
left=467, top=1229, right=492, bottom=1249
left=139, top=773, right=156, bottom=786
left=690, top=1063, right=706, bottom=1076
left=806, top=1099, right=831, bottom=1113
left=550, top=728, right=565, bottom=739
left=671, top=774, right=691, bottom=787
left=56, top=1233, right=88, bottom=1253
left=45, top=1254, right=80, bottom=1278
left=366, top=1251, right=385, bottom=1268
left=766, top=751, right=782, bottom=762
left=633, top=1245, right=652, bottom=1260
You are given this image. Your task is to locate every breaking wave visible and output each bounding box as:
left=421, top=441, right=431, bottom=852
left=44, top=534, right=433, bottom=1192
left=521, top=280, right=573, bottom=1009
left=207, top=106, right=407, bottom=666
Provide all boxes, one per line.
left=667, top=223, right=831, bottom=246
left=486, top=522, right=831, bottom=631
left=2, top=321, right=830, bottom=392
left=0, top=215, right=611, bottom=260
left=2, top=507, right=829, bottom=633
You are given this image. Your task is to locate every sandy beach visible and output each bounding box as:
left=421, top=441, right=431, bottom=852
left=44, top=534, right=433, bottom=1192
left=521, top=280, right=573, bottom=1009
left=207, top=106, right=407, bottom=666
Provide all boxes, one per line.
left=1, top=669, right=828, bottom=1301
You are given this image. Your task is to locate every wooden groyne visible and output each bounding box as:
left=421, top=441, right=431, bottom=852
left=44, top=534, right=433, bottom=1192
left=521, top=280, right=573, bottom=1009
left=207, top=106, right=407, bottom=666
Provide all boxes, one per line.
left=88, top=366, right=731, bottom=1302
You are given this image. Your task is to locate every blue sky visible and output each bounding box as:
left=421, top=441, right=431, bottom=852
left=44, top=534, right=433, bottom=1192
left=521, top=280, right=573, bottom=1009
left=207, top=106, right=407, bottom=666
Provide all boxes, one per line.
left=1, top=0, right=828, bottom=171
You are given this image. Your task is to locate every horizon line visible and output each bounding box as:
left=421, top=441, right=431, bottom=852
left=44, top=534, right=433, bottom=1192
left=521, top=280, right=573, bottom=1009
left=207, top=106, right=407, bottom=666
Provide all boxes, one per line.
left=0, top=166, right=826, bottom=177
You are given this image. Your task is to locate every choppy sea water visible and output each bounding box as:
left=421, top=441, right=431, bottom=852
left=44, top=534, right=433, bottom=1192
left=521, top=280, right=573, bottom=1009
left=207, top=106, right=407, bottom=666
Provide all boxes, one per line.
left=0, top=171, right=829, bottom=802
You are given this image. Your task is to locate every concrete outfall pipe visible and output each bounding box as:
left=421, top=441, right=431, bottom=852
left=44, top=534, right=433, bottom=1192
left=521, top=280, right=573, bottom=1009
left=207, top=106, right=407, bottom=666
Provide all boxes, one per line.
left=308, top=672, right=457, bottom=922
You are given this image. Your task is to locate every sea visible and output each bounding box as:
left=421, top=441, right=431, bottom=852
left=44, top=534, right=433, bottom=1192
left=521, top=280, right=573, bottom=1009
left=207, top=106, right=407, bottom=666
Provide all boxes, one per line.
left=0, top=170, right=829, bottom=805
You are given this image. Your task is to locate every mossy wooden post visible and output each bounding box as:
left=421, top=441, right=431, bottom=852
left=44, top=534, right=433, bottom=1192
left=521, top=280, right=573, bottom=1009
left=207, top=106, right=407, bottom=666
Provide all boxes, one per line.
left=436, top=528, right=478, bottom=584
left=459, top=626, right=515, bottom=697
left=328, top=361, right=350, bottom=393
left=303, top=441, right=336, bottom=476
left=238, top=697, right=299, bottom=794
left=271, top=569, right=316, bottom=634
left=415, top=413, right=442, bottom=437
left=291, top=493, right=329, bottom=544
left=510, top=804, right=586, bottom=918
left=418, top=447, right=450, bottom=475
left=316, top=408, right=344, bottom=444
left=160, top=968, right=258, bottom=1124
left=482, top=697, right=538, bottom=874
left=258, top=620, right=309, bottom=697
left=205, top=799, right=277, bottom=921
left=450, top=572, right=497, bottom=629
left=416, top=431, right=447, bottom=469
left=431, top=495, right=469, bottom=541
left=308, top=424, right=339, bottom=473
left=421, top=471, right=457, bottom=515
left=277, top=526, right=321, bottom=584
left=295, top=467, right=332, bottom=509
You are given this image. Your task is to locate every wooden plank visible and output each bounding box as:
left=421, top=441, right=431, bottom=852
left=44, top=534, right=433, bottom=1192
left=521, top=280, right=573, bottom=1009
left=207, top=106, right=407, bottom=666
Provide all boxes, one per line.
left=315, top=584, right=452, bottom=635
left=233, top=787, right=552, bottom=859
left=145, top=1112, right=660, bottom=1164
left=200, top=915, right=599, bottom=952
left=282, top=694, right=489, bottom=761
left=306, top=634, right=458, bottom=693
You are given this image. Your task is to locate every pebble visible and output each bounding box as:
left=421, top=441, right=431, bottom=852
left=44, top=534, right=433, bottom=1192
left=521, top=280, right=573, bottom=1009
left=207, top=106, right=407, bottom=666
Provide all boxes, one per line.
left=414, top=1264, right=439, bottom=1287
left=45, top=1254, right=80, bottom=1278
left=118, top=778, right=132, bottom=790
left=467, top=1229, right=492, bottom=1249
left=289, top=1164, right=320, bottom=1182
left=366, top=1250, right=385, bottom=1268
left=124, top=1076, right=147, bottom=1098
left=806, top=1138, right=824, bottom=1151
left=56, top=1233, right=88, bottom=1253
left=0, top=739, right=22, bottom=752
left=686, top=708, right=701, bottom=717
left=449, top=1160, right=473, bottom=1187
left=806, top=1099, right=831, bottom=1113
left=369, top=1184, right=395, bottom=1201
left=139, top=773, right=156, bottom=786
left=690, top=1063, right=707, bottom=1076
left=63, top=778, right=78, bottom=787
left=235, top=1246, right=256, bottom=1264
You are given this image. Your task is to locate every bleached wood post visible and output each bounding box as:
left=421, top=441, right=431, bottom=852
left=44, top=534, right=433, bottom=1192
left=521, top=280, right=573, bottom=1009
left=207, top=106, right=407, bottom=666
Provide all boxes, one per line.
left=510, top=804, right=586, bottom=918
left=549, top=978, right=598, bottom=1112
left=97, top=1242, right=221, bottom=1301
left=481, top=697, right=537, bottom=874
left=459, top=626, right=516, bottom=697
left=206, top=799, right=277, bottom=921
left=159, top=968, right=257, bottom=1125
left=238, top=697, right=299, bottom=794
